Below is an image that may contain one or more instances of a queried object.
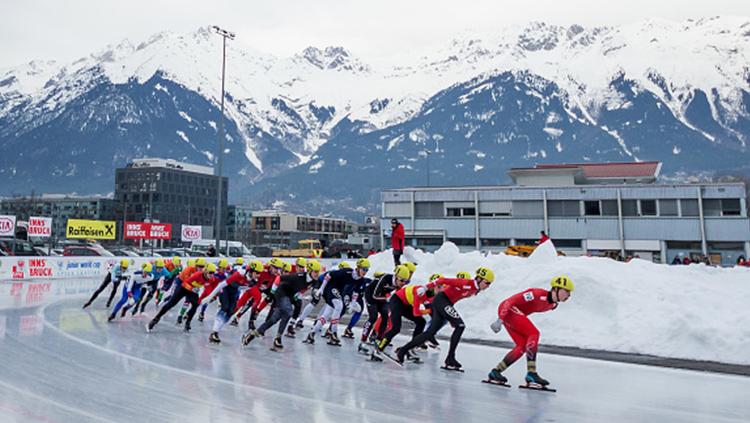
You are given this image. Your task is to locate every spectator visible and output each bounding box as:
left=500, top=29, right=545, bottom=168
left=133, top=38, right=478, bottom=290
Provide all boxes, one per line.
left=538, top=230, right=550, bottom=245
left=207, top=245, right=217, bottom=257
left=737, top=256, right=746, bottom=267
left=368, top=248, right=376, bottom=257
left=390, top=218, right=405, bottom=265
left=671, top=256, right=682, bottom=265
left=682, top=256, right=692, bottom=265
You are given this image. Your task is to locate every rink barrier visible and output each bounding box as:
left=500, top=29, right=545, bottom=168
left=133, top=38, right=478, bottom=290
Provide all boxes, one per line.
left=0, top=256, right=354, bottom=282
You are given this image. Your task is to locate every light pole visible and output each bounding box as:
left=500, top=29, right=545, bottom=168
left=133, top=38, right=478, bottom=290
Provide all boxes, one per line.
left=211, top=25, right=235, bottom=254
left=422, top=149, right=432, bottom=186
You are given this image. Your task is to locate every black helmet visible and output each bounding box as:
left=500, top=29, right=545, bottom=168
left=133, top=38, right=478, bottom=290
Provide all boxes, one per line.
left=391, top=218, right=399, bottom=225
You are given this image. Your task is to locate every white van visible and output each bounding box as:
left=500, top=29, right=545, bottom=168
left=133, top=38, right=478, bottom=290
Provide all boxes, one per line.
left=190, top=240, right=253, bottom=258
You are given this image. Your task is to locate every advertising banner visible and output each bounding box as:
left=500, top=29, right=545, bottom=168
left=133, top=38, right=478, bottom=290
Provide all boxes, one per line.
left=28, top=217, right=52, bottom=238
left=124, top=222, right=149, bottom=240
left=181, top=225, right=202, bottom=242
left=125, top=222, right=172, bottom=240
left=66, top=219, right=116, bottom=240
left=148, top=223, right=172, bottom=240
left=0, top=215, right=16, bottom=237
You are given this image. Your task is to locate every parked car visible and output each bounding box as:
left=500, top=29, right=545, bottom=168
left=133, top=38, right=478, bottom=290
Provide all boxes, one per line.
left=108, top=248, right=141, bottom=257
left=63, top=244, right=115, bottom=256
left=0, top=238, right=43, bottom=256
left=33, top=247, right=50, bottom=256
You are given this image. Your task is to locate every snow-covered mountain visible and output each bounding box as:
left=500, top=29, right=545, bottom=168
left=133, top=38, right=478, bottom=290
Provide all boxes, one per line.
left=1, top=17, right=749, bottom=217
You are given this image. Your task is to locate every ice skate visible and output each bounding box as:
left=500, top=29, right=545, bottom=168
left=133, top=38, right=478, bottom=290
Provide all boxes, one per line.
left=209, top=332, right=221, bottom=344
left=482, top=369, right=510, bottom=387
left=342, top=327, right=354, bottom=339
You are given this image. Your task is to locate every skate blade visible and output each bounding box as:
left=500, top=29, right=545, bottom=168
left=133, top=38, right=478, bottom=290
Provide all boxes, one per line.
left=284, top=334, right=296, bottom=339
left=482, top=379, right=511, bottom=388
left=382, top=352, right=404, bottom=367
left=519, top=384, right=556, bottom=393
left=326, top=342, right=342, bottom=347
left=440, top=366, right=464, bottom=373
left=270, top=347, right=283, bottom=352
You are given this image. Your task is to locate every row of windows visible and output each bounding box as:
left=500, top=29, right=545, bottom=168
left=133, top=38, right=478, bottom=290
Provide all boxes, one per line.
left=119, top=170, right=218, bottom=187
left=398, top=198, right=744, bottom=219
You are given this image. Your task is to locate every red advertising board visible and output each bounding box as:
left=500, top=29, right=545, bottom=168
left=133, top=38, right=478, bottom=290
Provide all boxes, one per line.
left=148, top=223, right=172, bottom=240
left=124, top=222, right=172, bottom=240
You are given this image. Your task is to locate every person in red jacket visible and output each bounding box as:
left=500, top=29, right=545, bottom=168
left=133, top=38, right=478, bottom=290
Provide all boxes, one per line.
left=390, top=218, right=405, bottom=265
left=394, top=266, right=495, bottom=370
left=371, top=278, right=436, bottom=363
left=230, top=258, right=284, bottom=329
left=538, top=230, right=549, bottom=245
left=147, top=263, right=217, bottom=333
left=485, top=276, right=574, bottom=388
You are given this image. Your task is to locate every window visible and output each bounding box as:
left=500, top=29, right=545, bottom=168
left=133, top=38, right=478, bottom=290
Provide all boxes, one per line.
left=601, top=200, right=618, bottom=216
left=446, top=208, right=461, bottom=217
left=479, top=201, right=511, bottom=217
left=721, top=199, right=741, bottom=216
left=414, top=202, right=443, bottom=218
left=621, top=200, right=637, bottom=216
left=446, top=207, right=475, bottom=217
left=548, top=200, right=580, bottom=217
left=659, top=199, right=678, bottom=216
left=448, top=238, right=476, bottom=246
left=553, top=239, right=582, bottom=248
left=703, top=199, right=721, bottom=217
left=512, top=201, right=544, bottom=218
left=584, top=201, right=601, bottom=216
left=481, top=239, right=509, bottom=247
left=640, top=200, right=657, bottom=216
left=681, top=199, right=699, bottom=216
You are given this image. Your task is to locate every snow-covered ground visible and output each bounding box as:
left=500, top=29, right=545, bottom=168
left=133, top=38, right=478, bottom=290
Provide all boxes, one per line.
left=367, top=241, right=750, bottom=365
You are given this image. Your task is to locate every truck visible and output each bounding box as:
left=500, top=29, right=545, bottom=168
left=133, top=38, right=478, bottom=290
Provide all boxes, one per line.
left=273, top=239, right=323, bottom=258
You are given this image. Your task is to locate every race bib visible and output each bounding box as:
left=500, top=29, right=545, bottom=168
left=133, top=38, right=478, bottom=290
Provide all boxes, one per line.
left=523, top=291, right=534, bottom=302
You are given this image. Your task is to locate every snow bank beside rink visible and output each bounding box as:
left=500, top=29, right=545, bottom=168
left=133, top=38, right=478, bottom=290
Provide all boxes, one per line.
left=368, top=242, right=750, bottom=365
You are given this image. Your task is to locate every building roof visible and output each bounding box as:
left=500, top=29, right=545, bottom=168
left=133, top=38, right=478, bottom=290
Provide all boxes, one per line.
left=532, top=161, right=661, bottom=179
left=126, top=158, right=214, bottom=176
left=511, top=161, right=661, bottom=179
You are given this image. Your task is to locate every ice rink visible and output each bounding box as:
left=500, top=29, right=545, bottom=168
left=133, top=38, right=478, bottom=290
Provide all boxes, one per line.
left=0, top=280, right=748, bottom=422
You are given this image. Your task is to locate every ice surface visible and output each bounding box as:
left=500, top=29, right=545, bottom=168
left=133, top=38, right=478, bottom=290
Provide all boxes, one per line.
left=0, top=280, right=748, bottom=423
left=367, top=242, right=750, bottom=365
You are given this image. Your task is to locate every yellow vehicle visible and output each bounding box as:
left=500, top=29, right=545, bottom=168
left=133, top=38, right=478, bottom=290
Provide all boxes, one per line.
left=504, top=245, right=566, bottom=257
left=273, top=239, right=323, bottom=258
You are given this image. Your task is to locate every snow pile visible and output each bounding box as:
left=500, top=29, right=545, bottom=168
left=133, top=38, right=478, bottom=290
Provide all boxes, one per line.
left=368, top=242, right=750, bottom=365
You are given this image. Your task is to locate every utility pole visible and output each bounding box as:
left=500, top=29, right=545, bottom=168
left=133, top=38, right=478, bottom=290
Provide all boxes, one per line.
left=211, top=25, right=235, bottom=255
left=422, top=149, right=432, bottom=187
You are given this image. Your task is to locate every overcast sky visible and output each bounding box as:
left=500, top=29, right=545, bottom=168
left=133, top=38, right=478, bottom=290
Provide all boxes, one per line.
left=3, top=0, right=750, bottom=66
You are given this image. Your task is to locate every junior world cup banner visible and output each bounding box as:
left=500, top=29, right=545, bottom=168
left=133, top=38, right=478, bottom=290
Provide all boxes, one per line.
left=66, top=219, right=116, bottom=240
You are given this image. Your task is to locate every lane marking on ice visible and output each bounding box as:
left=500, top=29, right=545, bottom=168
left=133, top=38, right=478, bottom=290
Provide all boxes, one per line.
left=39, top=300, right=415, bottom=423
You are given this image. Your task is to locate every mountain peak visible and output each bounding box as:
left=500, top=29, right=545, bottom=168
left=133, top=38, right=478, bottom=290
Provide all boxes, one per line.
left=298, top=46, right=369, bottom=72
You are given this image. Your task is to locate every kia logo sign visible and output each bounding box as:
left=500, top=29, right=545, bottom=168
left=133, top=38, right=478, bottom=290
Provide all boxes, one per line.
left=0, top=218, right=12, bottom=232
left=181, top=225, right=202, bottom=241
left=0, top=216, right=15, bottom=236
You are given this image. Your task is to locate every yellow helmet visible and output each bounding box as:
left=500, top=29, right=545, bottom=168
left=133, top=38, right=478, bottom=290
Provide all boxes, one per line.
left=235, top=257, right=245, bottom=265
left=429, top=273, right=442, bottom=282
left=476, top=267, right=495, bottom=284
left=374, top=271, right=385, bottom=278
left=338, top=262, right=352, bottom=269
left=154, top=258, right=165, bottom=268
left=218, top=259, right=229, bottom=269
left=187, top=258, right=196, bottom=267
left=394, top=265, right=411, bottom=281
left=296, top=257, right=307, bottom=267
left=551, top=276, right=574, bottom=292
left=356, top=258, right=370, bottom=270
left=402, top=261, right=417, bottom=273
left=195, top=258, right=207, bottom=267
left=120, top=259, right=130, bottom=269
left=283, top=262, right=293, bottom=273
left=206, top=263, right=217, bottom=273
left=141, top=262, right=153, bottom=273
left=172, top=256, right=182, bottom=266
left=268, top=258, right=285, bottom=269
left=248, top=260, right=264, bottom=273
left=456, top=271, right=471, bottom=279
left=306, top=260, right=322, bottom=273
